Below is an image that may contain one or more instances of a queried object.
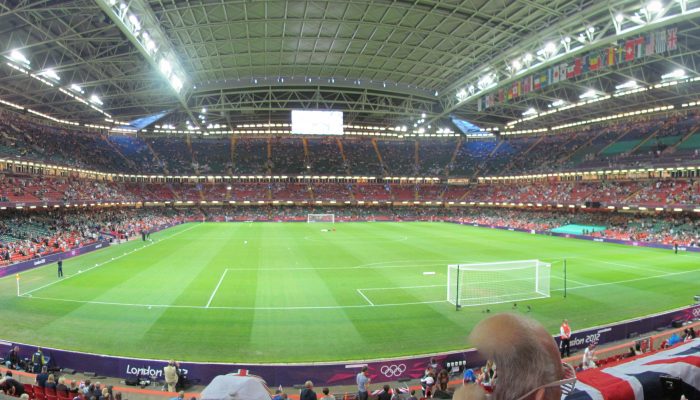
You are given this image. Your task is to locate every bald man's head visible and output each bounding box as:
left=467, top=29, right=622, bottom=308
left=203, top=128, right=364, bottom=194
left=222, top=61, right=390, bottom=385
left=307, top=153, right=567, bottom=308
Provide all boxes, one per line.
left=455, top=313, right=564, bottom=400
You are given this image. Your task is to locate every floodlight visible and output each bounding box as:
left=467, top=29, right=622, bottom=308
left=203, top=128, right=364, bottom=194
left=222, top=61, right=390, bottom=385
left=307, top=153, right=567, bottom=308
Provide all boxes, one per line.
left=9, top=49, right=30, bottom=65
left=523, top=53, right=533, bottom=63
left=159, top=59, right=172, bottom=76
left=647, top=1, right=663, bottom=13
left=201, top=108, right=207, bottom=113
left=586, top=26, right=595, bottom=33
left=661, top=69, right=686, bottom=80
left=128, top=14, right=140, bottom=31
left=615, top=13, right=624, bottom=22
left=544, top=42, right=556, bottom=54
left=522, top=107, right=537, bottom=116
left=615, top=80, right=638, bottom=90
left=170, top=75, right=183, bottom=92
left=42, top=69, right=60, bottom=81
left=512, top=59, right=522, bottom=70
left=70, top=84, right=84, bottom=94
left=89, top=95, right=103, bottom=105
left=580, top=89, right=598, bottom=99
left=550, top=99, right=566, bottom=108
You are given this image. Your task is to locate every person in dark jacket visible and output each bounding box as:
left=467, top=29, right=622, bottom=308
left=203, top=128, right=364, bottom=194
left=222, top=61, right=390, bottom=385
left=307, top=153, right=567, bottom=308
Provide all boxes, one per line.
left=377, top=385, right=392, bottom=400
left=300, top=381, right=317, bottom=400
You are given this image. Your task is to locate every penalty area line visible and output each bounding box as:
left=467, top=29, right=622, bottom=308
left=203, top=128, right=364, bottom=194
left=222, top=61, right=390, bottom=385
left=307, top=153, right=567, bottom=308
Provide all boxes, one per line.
left=206, top=269, right=229, bottom=308
left=356, top=289, right=375, bottom=306
left=21, top=294, right=448, bottom=310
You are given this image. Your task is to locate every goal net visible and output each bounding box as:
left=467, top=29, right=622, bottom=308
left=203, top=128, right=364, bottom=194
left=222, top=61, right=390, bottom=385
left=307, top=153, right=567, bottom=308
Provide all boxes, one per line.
left=447, top=260, right=550, bottom=307
left=307, top=213, right=335, bottom=223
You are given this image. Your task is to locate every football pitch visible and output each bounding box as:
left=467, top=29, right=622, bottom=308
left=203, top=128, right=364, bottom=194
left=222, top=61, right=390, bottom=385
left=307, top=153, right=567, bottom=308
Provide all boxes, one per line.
left=0, top=221, right=698, bottom=363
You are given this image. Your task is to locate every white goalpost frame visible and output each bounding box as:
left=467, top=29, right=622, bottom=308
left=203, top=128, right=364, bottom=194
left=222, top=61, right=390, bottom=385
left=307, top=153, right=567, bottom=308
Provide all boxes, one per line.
left=307, top=213, right=335, bottom=223
left=446, top=259, right=551, bottom=307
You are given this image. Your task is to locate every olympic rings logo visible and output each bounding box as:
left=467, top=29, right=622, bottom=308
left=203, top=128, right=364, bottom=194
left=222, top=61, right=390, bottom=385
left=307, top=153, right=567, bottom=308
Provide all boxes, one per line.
left=692, top=307, right=700, bottom=318
left=380, top=364, right=407, bottom=377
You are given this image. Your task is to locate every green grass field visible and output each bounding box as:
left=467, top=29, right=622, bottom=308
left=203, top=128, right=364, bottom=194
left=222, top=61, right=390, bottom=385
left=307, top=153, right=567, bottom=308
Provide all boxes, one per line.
left=0, top=221, right=698, bottom=363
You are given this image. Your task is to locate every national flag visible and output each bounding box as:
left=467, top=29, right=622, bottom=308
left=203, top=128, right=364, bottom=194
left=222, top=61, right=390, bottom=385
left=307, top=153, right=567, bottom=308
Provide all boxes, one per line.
left=522, top=76, right=532, bottom=93
left=563, top=340, right=700, bottom=400
left=580, top=54, right=589, bottom=75
left=667, top=27, right=678, bottom=51
left=605, top=47, right=616, bottom=66
left=573, top=57, right=583, bottom=76
left=636, top=36, right=645, bottom=59
left=498, top=89, right=504, bottom=103
left=559, top=63, right=568, bottom=81
left=539, top=72, right=548, bottom=88
left=477, top=97, right=484, bottom=112
left=624, top=39, right=635, bottom=61
left=655, top=30, right=667, bottom=54
left=552, top=66, right=560, bottom=83
left=588, top=53, right=600, bottom=71
left=566, top=64, right=575, bottom=79
left=533, top=76, right=541, bottom=90
left=486, top=94, right=495, bottom=108
left=645, top=32, right=656, bottom=55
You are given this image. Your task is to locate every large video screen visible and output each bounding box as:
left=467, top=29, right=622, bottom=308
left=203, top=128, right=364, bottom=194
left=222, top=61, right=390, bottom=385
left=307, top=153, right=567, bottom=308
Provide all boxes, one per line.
left=291, top=110, right=343, bottom=135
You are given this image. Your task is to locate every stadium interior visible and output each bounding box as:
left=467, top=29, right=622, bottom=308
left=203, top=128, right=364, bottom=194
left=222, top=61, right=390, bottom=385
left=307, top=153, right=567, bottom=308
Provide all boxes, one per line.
left=1, top=1, right=700, bottom=400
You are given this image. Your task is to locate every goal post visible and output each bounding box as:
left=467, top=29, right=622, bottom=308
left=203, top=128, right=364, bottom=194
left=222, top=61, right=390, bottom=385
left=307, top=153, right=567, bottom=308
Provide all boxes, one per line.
left=307, top=213, right=335, bottom=223
left=447, top=260, right=551, bottom=307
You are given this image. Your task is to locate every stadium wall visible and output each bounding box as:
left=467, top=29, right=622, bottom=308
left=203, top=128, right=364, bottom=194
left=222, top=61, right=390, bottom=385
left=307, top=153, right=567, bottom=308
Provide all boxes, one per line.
left=0, top=304, right=698, bottom=387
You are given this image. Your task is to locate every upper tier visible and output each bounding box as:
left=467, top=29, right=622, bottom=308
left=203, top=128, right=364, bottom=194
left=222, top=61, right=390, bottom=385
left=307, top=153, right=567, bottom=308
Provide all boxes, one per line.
left=2, top=110, right=700, bottom=177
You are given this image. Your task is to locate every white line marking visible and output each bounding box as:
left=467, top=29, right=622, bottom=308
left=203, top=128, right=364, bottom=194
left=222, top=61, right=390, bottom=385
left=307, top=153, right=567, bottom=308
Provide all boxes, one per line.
left=423, top=271, right=436, bottom=275
left=551, top=276, right=588, bottom=286
left=22, top=294, right=445, bottom=310
left=21, top=223, right=201, bottom=296
left=206, top=269, right=229, bottom=308
left=360, top=284, right=446, bottom=291
left=577, top=257, right=667, bottom=274
left=552, top=267, right=700, bottom=292
left=356, top=289, right=375, bottom=306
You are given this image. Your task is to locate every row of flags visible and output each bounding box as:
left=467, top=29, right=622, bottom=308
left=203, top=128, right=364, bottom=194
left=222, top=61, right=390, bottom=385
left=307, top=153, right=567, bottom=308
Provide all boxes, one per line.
left=476, top=26, right=679, bottom=111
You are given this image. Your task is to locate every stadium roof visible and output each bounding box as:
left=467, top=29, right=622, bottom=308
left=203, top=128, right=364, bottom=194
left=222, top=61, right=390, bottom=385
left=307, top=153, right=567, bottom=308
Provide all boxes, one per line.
left=0, top=0, right=699, bottom=132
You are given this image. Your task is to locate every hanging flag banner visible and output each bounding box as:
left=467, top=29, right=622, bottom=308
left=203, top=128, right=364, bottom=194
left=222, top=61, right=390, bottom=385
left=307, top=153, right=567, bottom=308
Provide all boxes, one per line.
left=475, top=26, right=679, bottom=110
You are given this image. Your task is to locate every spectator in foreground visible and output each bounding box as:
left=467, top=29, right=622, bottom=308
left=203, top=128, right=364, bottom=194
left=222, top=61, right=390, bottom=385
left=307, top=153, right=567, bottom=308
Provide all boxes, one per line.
left=453, top=313, right=569, bottom=400
left=320, top=388, right=334, bottom=400
left=0, top=374, right=25, bottom=396
left=300, top=381, right=316, bottom=400
left=45, top=374, right=58, bottom=390
left=36, top=366, right=49, bottom=387
left=377, top=385, right=392, bottom=400
left=57, top=376, right=69, bottom=393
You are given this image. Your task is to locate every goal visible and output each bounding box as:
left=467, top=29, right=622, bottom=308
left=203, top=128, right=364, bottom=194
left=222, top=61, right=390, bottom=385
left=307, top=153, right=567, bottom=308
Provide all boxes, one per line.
left=307, top=213, right=335, bottom=223
left=447, top=260, right=550, bottom=307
